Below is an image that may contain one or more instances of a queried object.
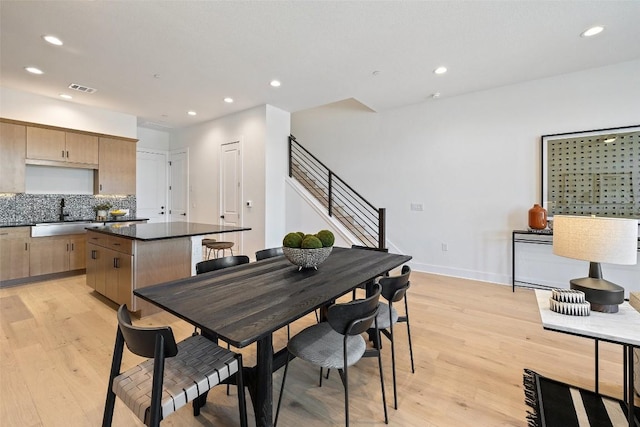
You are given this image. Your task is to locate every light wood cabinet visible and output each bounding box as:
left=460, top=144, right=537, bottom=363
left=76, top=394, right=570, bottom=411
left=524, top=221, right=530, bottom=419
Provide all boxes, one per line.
left=26, top=127, right=99, bottom=167
left=29, top=234, right=86, bottom=276
left=85, top=230, right=190, bottom=315
left=0, top=122, right=26, bottom=193
left=0, top=227, right=30, bottom=281
left=95, top=137, right=136, bottom=195
left=68, top=235, right=86, bottom=270
left=86, top=233, right=133, bottom=307
left=65, top=132, right=99, bottom=165
left=26, top=127, right=66, bottom=162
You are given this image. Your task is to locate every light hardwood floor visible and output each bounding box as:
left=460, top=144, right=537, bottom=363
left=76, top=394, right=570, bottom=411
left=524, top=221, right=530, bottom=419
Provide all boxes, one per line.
left=0, top=272, right=634, bottom=426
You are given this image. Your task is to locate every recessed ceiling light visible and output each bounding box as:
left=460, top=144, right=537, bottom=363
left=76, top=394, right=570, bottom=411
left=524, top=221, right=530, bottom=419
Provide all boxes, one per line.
left=270, top=80, right=281, bottom=87
left=431, top=92, right=441, bottom=99
left=43, top=35, right=63, bottom=46
left=581, top=26, right=604, bottom=37
left=224, top=97, right=234, bottom=103
left=59, top=94, right=73, bottom=100
left=25, top=66, right=43, bottom=75
left=187, top=111, right=197, bottom=116
left=434, top=66, right=447, bottom=75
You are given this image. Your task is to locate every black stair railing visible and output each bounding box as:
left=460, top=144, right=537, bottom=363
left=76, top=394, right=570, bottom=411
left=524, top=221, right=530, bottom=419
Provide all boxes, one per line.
left=288, top=135, right=386, bottom=249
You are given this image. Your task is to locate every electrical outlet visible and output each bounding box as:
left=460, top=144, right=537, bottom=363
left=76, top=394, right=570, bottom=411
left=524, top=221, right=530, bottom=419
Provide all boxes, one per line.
left=410, top=203, right=424, bottom=211
left=441, top=243, right=448, bottom=251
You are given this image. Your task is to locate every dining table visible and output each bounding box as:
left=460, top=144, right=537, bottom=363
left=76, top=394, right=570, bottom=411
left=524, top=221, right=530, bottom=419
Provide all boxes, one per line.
left=134, top=246, right=412, bottom=427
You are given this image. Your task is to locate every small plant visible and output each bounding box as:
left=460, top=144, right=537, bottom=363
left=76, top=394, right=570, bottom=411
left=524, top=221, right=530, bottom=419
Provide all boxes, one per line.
left=93, top=202, right=112, bottom=212
left=316, top=230, right=335, bottom=247
left=301, top=235, right=323, bottom=249
left=283, top=229, right=334, bottom=248
left=283, top=232, right=303, bottom=248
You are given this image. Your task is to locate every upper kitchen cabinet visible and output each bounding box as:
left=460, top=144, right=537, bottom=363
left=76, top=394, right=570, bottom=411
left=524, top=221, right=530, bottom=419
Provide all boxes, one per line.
left=95, top=137, right=136, bottom=195
left=0, top=121, right=26, bottom=193
left=26, top=127, right=99, bottom=168
left=65, top=132, right=99, bottom=165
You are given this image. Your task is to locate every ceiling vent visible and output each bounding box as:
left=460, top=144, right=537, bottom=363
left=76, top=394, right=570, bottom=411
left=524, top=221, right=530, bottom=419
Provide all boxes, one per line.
left=68, top=83, right=97, bottom=94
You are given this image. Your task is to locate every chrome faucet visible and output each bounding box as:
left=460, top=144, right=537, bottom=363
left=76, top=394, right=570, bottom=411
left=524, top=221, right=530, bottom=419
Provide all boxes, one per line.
left=59, top=198, right=69, bottom=221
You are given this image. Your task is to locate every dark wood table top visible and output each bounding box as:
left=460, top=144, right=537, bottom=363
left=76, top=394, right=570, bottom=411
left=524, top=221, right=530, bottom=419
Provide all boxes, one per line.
left=134, top=246, right=412, bottom=347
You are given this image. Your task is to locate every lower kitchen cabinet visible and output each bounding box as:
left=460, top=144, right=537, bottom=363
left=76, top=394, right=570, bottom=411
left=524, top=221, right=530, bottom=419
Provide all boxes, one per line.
left=0, top=227, right=30, bottom=281
left=85, top=230, right=191, bottom=315
left=29, top=234, right=86, bottom=276
left=86, top=235, right=133, bottom=307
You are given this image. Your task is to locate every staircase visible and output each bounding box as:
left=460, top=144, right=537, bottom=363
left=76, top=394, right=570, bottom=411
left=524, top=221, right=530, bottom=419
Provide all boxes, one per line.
left=288, top=135, right=386, bottom=249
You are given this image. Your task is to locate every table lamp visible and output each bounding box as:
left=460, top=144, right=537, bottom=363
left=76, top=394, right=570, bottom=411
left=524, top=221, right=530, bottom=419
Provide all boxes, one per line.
left=552, top=215, right=638, bottom=313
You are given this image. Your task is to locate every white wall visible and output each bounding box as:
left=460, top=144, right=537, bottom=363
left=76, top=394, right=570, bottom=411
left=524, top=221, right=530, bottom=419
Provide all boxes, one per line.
left=0, top=87, right=137, bottom=138
left=170, top=105, right=291, bottom=258
left=291, top=60, right=640, bottom=289
left=137, top=127, right=170, bottom=150
left=264, top=105, right=291, bottom=248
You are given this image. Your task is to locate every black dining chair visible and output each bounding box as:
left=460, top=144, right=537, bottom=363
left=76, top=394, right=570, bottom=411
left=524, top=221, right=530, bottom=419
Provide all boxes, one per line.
left=255, top=247, right=284, bottom=261
left=195, top=254, right=250, bottom=394
left=275, top=283, right=388, bottom=427
left=195, top=255, right=249, bottom=274
left=102, top=305, right=248, bottom=427
left=350, top=245, right=389, bottom=299
left=254, top=246, right=294, bottom=338
left=375, top=265, right=415, bottom=409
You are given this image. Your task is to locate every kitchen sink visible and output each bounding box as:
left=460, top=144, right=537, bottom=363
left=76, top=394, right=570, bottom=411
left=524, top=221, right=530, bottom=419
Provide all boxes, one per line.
left=31, top=221, right=103, bottom=237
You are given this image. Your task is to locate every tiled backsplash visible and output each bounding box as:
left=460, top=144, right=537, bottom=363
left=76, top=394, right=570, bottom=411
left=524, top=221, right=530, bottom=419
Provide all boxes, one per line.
left=0, top=194, right=136, bottom=224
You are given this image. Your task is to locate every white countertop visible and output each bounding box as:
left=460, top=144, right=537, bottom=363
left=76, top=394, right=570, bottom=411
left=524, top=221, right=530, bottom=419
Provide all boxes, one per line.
left=535, top=289, right=640, bottom=347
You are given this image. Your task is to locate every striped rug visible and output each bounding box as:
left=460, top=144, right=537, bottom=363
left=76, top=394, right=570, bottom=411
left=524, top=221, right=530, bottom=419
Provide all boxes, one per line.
left=524, top=369, right=639, bottom=427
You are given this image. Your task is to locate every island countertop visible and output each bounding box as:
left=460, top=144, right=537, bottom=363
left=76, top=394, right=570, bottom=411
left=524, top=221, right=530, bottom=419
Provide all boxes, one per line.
left=87, top=222, right=251, bottom=241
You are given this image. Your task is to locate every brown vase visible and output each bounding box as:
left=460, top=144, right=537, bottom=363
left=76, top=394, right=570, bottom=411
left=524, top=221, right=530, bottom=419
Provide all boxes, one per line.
left=528, top=204, right=547, bottom=230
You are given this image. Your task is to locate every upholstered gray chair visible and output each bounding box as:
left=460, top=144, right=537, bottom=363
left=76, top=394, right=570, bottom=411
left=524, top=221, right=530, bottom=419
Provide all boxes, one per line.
left=376, top=264, right=415, bottom=409
left=102, top=305, right=247, bottom=427
left=275, top=283, right=388, bottom=427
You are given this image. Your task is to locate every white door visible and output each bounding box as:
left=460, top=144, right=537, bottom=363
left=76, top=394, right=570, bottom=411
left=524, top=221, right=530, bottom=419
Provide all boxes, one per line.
left=220, top=141, right=242, bottom=252
left=169, top=149, right=188, bottom=222
left=136, top=150, right=168, bottom=223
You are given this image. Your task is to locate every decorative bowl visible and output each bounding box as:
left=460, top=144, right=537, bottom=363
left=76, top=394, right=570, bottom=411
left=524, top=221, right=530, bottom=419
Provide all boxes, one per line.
left=282, top=246, right=333, bottom=270
left=110, top=211, right=126, bottom=217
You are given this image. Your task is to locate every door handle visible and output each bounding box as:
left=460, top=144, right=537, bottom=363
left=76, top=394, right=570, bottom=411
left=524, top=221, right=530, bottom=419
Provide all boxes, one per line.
left=220, top=215, right=225, bottom=219
left=159, top=212, right=165, bottom=215
left=181, top=213, right=186, bottom=216
left=91, top=250, right=97, bottom=260
left=114, top=258, right=120, bottom=269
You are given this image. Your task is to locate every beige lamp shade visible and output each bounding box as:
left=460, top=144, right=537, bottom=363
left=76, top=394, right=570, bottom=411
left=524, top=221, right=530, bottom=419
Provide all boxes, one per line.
left=552, top=215, right=638, bottom=265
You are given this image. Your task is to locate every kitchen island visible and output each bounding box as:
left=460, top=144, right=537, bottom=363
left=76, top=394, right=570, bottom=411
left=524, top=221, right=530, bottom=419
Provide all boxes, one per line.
left=86, top=222, right=250, bottom=316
